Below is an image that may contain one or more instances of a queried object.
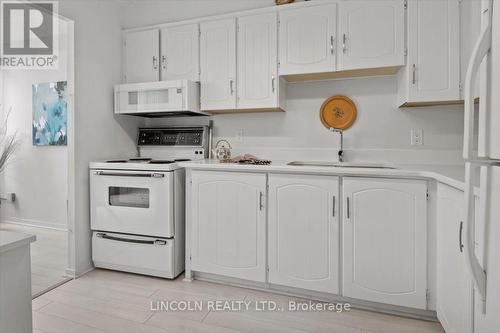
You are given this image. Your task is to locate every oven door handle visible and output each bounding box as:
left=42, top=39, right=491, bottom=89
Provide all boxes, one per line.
left=93, top=171, right=165, bottom=178
left=96, top=233, right=167, bottom=245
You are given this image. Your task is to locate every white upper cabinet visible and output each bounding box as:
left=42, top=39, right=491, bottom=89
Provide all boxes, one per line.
left=399, top=0, right=460, bottom=105
left=237, top=13, right=280, bottom=110
left=200, top=18, right=237, bottom=111
left=189, top=171, right=267, bottom=282
left=124, top=29, right=160, bottom=83
left=160, top=24, right=200, bottom=82
left=436, top=184, right=473, bottom=333
left=343, top=177, right=427, bottom=309
left=268, top=174, right=339, bottom=294
left=279, top=4, right=337, bottom=76
left=338, top=0, right=404, bottom=71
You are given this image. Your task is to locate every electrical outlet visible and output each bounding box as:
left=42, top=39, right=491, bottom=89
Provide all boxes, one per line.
left=411, top=129, right=424, bottom=146
left=235, top=129, right=244, bottom=143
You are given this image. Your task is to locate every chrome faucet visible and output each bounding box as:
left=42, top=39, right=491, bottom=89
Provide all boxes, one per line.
left=329, top=128, right=344, bottom=163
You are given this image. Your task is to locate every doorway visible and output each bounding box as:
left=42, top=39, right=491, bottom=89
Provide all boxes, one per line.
left=0, top=16, right=75, bottom=297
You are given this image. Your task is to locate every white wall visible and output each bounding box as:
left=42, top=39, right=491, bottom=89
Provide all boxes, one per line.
left=211, top=77, right=465, bottom=163
left=0, top=20, right=70, bottom=230
left=122, top=0, right=277, bottom=29
left=60, top=0, right=144, bottom=276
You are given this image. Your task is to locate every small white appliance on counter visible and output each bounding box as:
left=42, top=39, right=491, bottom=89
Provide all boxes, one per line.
left=114, top=80, right=210, bottom=116
left=89, top=126, right=209, bottom=278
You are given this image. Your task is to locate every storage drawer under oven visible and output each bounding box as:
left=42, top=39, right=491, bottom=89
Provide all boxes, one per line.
left=92, top=232, right=178, bottom=279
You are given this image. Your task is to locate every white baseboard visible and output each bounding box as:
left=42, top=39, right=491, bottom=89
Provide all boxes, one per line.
left=74, top=266, right=94, bottom=278
left=0, top=217, right=68, bottom=231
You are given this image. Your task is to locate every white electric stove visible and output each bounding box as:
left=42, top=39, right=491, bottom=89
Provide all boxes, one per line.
left=89, top=126, right=209, bottom=279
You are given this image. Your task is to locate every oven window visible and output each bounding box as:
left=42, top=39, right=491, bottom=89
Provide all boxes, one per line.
left=109, top=187, right=150, bottom=208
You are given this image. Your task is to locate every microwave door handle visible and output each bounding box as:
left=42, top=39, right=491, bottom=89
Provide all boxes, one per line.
left=463, top=162, right=487, bottom=313
left=463, top=20, right=492, bottom=159
left=93, top=171, right=164, bottom=178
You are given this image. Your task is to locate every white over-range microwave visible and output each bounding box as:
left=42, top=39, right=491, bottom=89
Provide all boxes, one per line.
left=114, top=80, right=210, bottom=117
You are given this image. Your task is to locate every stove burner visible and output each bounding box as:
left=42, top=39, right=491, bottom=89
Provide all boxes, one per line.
left=174, top=159, right=191, bottom=162
left=106, top=159, right=128, bottom=163
left=129, top=158, right=152, bottom=162
left=148, top=160, right=175, bottom=164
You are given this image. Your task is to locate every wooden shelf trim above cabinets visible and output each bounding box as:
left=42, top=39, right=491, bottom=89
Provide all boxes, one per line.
left=400, top=97, right=479, bottom=108
left=282, top=66, right=401, bottom=83
left=208, top=108, right=285, bottom=115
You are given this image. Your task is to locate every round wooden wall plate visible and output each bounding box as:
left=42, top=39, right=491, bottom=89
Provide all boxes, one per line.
left=319, top=95, right=357, bottom=130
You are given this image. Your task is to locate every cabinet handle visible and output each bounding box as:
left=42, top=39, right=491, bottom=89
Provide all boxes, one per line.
left=342, top=33, right=346, bottom=53
left=229, top=79, right=235, bottom=95
left=346, top=197, right=350, bottom=219
left=271, top=75, right=275, bottom=93
left=259, top=192, right=264, bottom=211
left=459, top=221, right=464, bottom=253
left=330, top=35, right=335, bottom=55
left=332, top=195, right=336, bottom=217
left=161, top=55, right=166, bottom=70
left=412, top=64, right=416, bottom=84
left=153, top=56, right=158, bottom=70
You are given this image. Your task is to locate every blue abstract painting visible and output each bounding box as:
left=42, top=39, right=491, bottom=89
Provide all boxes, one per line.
left=32, top=81, right=68, bottom=146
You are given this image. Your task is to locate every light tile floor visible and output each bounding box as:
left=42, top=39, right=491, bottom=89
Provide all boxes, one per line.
left=32, top=268, right=445, bottom=333
left=0, top=223, right=69, bottom=296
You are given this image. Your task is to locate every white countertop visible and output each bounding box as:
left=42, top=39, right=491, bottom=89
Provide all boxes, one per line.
left=0, top=231, right=36, bottom=254
left=179, top=160, right=470, bottom=191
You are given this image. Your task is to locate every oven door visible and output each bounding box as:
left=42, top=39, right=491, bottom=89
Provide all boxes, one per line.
left=90, top=169, right=174, bottom=237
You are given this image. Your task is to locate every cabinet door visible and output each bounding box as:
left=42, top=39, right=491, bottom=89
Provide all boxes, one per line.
left=279, top=4, right=336, bottom=76
left=160, top=24, right=199, bottom=81
left=190, top=171, right=266, bottom=282
left=200, top=19, right=237, bottom=111
left=338, top=0, right=404, bottom=71
left=407, top=0, right=460, bottom=102
left=237, top=13, right=278, bottom=109
left=343, top=177, right=427, bottom=309
left=124, top=29, right=160, bottom=83
left=436, top=184, right=473, bottom=333
left=268, top=175, right=339, bottom=294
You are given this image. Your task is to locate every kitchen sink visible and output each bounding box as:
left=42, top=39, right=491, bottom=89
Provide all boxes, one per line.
left=287, top=161, right=397, bottom=169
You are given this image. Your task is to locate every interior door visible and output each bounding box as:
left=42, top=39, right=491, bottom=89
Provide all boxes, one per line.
left=190, top=171, right=266, bottom=282
left=268, top=174, right=339, bottom=294
left=278, top=4, right=336, bottom=75
left=436, top=184, right=473, bottom=333
left=124, top=29, right=160, bottom=83
left=343, top=177, right=427, bottom=309
left=338, top=0, right=404, bottom=71
left=407, top=0, right=460, bottom=102
left=237, top=12, right=278, bottom=109
left=200, top=18, right=237, bottom=111
left=160, top=24, right=200, bottom=81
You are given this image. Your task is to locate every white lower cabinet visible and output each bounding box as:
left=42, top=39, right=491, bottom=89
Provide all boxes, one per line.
left=436, top=183, right=473, bottom=333
left=342, top=177, right=428, bottom=309
left=189, top=171, right=432, bottom=311
left=190, top=171, right=266, bottom=282
left=268, top=174, right=339, bottom=294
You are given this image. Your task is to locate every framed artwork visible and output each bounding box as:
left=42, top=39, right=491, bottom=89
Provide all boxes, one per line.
left=32, top=81, right=68, bottom=146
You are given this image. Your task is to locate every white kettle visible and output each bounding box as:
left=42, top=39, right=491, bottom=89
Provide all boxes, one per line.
left=212, top=139, right=232, bottom=161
